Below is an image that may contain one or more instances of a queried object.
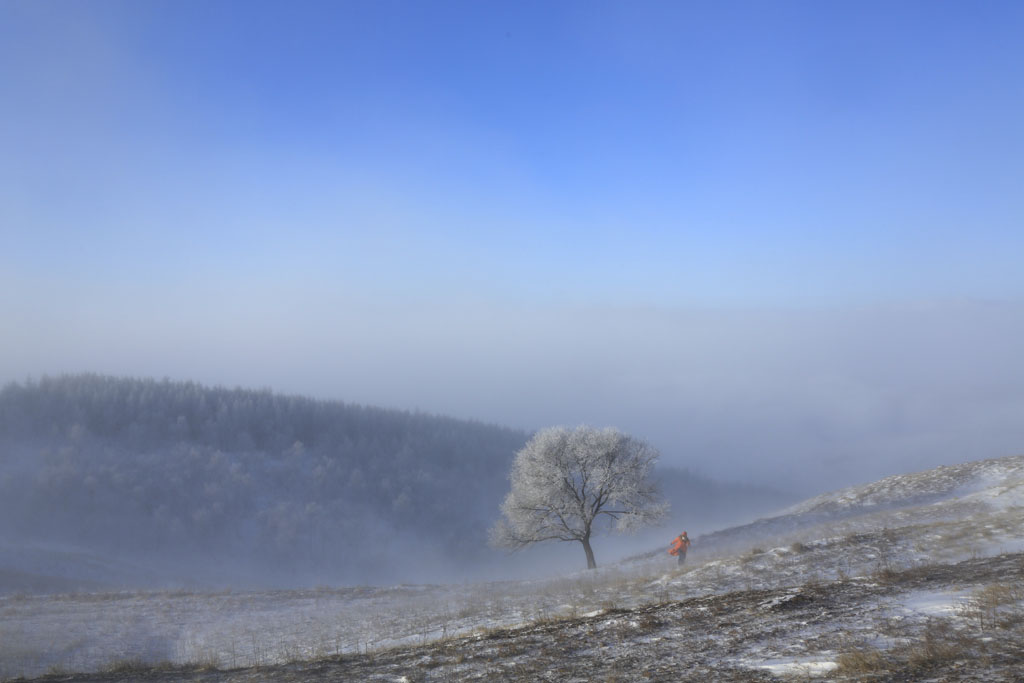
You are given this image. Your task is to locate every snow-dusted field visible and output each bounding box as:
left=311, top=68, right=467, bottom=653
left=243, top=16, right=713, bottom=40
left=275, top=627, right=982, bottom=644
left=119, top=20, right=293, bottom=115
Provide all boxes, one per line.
left=3, top=455, right=1023, bottom=681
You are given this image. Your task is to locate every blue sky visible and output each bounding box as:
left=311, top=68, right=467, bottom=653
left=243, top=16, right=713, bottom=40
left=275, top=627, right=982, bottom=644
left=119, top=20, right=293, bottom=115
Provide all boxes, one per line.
left=3, top=1, right=1024, bottom=490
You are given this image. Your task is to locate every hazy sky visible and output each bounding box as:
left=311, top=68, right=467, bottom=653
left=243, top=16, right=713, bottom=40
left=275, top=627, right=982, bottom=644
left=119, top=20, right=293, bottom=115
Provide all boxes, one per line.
left=3, top=1, right=1023, bottom=492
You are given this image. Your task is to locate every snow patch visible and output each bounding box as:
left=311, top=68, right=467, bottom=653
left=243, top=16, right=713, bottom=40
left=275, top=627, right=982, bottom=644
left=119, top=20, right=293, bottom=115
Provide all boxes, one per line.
left=901, top=588, right=970, bottom=616
left=753, top=658, right=838, bottom=675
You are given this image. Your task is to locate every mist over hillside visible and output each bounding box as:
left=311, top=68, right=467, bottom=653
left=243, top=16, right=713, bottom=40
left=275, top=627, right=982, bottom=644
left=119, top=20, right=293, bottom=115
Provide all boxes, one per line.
left=0, top=374, right=792, bottom=591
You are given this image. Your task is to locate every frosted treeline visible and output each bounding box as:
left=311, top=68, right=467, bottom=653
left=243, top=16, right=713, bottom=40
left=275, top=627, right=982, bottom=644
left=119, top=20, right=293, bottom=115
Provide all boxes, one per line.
left=0, top=375, right=527, bottom=585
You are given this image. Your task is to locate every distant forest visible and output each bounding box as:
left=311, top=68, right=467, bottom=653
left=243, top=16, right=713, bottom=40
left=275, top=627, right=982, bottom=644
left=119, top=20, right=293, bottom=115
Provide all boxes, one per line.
left=0, top=374, right=791, bottom=587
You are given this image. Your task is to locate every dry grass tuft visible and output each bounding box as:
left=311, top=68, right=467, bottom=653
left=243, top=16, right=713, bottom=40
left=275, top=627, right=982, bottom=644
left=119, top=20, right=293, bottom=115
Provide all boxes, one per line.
left=102, top=657, right=152, bottom=674
left=903, top=619, right=975, bottom=670
left=834, top=645, right=889, bottom=673
left=836, top=616, right=982, bottom=676
left=958, top=581, right=1024, bottom=630
left=635, top=613, right=663, bottom=631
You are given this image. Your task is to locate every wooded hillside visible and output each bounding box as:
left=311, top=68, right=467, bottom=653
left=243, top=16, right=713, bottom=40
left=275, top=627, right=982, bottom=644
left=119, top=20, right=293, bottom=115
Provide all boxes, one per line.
left=0, top=375, right=792, bottom=588
left=0, top=375, right=528, bottom=585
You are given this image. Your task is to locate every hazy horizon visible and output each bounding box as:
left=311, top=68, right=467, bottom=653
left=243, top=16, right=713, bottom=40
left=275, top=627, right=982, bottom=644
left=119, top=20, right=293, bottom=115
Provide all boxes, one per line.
left=3, top=1, right=1024, bottom=495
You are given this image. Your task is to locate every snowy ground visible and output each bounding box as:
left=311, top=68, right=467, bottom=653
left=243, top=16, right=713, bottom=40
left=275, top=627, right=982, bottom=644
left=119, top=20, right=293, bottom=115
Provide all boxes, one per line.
left=2, top=454, right=1023, bottom=681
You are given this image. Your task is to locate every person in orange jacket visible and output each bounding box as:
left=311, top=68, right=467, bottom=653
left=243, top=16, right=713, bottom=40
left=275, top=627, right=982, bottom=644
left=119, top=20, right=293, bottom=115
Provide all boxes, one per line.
left=668, top=531, right=691, bottom=566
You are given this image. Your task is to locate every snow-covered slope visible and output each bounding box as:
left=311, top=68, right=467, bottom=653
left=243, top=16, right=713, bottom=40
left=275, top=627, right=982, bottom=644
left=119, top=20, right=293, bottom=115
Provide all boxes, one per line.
left=691, top=454, right=1024, bottom=556
left=3, top=454, right=1024, bottom=681
left=783, top=454, right=1024, bottom=516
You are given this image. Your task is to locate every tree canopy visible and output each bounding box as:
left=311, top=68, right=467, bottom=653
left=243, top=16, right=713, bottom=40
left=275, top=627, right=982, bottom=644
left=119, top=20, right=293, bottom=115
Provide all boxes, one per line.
left=490, top=425, right=668, bottom=569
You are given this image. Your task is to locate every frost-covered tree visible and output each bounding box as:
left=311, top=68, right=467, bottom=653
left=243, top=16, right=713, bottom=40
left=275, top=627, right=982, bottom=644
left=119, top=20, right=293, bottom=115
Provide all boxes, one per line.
left=490, top=426, right=668, bottom=569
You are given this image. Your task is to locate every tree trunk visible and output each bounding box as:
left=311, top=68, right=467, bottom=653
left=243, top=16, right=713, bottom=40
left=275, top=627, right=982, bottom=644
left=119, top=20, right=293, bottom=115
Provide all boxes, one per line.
left=582, top=535, right=597, bottom=569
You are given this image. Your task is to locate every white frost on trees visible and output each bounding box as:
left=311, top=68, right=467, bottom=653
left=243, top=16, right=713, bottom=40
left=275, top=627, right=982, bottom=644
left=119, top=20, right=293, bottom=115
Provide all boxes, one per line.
left=489, top=425, right=668, bottom=569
